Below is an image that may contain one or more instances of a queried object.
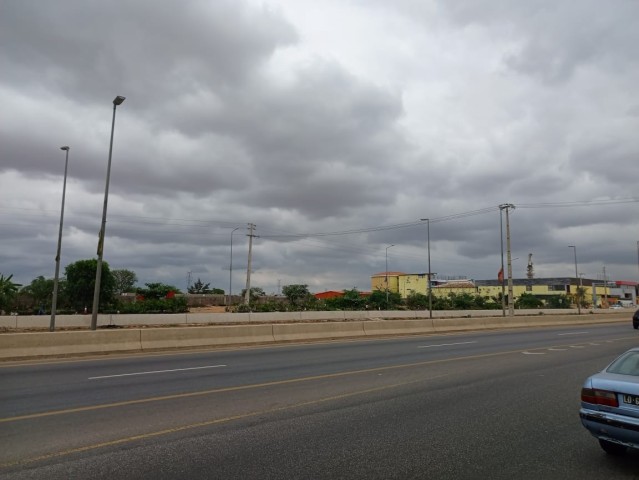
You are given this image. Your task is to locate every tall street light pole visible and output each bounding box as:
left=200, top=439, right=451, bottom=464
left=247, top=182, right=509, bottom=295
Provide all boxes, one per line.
left=50, top=146, right=70, bottom=332
left=420, top=218, right=433, bottom=318
left=569, top=245, right=581, bottom=315
left=228, top=227, right=240, bottom=307
left=91, top=95, right=125, bottom=330
left=385, top=244, right=395, bottom=305
left=499, top=207, right=506, bottom=317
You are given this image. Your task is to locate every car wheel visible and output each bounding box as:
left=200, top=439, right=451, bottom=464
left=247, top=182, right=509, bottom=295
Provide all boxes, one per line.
left=599, top=439, right=627, bottom=455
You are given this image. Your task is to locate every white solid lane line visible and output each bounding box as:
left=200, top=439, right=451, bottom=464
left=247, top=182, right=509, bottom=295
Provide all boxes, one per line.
left=418, top=341, right=477, bottom=349
left=557, top=332, right=589, bottom=336
left=89, top=364, right=227, bottom=380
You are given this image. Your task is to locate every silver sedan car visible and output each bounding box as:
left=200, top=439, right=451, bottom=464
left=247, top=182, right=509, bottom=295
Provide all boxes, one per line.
left=580, top=347, right=639, bottom=455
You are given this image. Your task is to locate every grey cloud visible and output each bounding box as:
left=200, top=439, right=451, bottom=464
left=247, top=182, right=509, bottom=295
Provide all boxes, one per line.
left=435, top=0, right=639, bottom=82
left=0, top=0, right=297, bottom=105
left=1, top=0, right=638, bottom=292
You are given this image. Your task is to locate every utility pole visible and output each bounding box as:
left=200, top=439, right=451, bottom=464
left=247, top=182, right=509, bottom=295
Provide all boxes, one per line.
left=603, top=265, right=608, bottom=307
left=228, top=227, right=240, bottom=307
left=568, top=246, right=581, bottom=315
left=499, top=208, right=505, bottom=317
left=244, top=223, right=256, bottom=306
left=427, top=219, right=432, bottom=318
left=186, top=271, right=192, bottom=293
left=505, top=204, right=515, bottom=316
left=51, top=145, right=70, bottom=332
left=499, top=204, right=515, bottom=316
left=385, top=244, right=395, bottom=305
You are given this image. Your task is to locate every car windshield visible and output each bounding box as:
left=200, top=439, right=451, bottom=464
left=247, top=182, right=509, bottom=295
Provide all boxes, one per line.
left=607, top=351, right=639, bottom=376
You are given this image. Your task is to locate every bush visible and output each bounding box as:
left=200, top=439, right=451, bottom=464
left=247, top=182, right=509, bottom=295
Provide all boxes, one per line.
left=113, top=296, right=188, bottom=314
left=406, top=292, right=429, bottom=310
left=515, top=293, right=544, bottom=309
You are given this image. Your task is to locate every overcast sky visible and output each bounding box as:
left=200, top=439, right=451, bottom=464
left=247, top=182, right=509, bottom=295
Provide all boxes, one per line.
left=1, top=0, right=638, bottom=295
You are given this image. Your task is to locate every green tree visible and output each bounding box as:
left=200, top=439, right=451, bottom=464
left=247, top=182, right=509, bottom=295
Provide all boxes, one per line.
left=405, top=292, right=429, bottom=310
left=239, top=287, right=265, bottom=304
left=136, top=283, right=181, bottom=300
left=21, top=276, right=54, bottom=310
left=515, top=292, right=544, bottom=309
left=112, top=269, right=138, bottom=295
left=545, top=294, right=570, bottom=309
left=0, top=273, right=21, bottom=313
left=282, top=284, right=311, bottom=307
left=188, top=278, right=212, bottom=294
left=431, top=295, right=452, bottom=310
left=574, top=287, right=589, bottom=308
left=448, top=292, right=475, bottom=310
left=211, top=287, right=224, bottom=295
left=327, top=288, right=366, bottom=310
left=65, top=259, right=115, bottom=312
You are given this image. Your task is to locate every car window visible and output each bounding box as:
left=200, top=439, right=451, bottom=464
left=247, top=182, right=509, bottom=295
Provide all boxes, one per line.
left=607, top=352, right=639, bottom=375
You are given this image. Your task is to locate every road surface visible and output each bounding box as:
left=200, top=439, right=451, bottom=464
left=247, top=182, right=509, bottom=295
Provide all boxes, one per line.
left=1, top=323, right=638, bottom=479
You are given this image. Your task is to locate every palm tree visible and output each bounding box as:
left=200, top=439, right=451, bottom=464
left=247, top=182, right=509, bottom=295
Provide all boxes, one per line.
left=0, top=273, right=21, bottom=313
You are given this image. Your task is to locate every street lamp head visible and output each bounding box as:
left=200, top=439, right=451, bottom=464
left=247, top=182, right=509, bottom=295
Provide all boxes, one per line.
left=568, top=245, right=575, bottom=248
left=113, top=95, right=126, bottom=106
left=60, top=146, right=70, bottom=151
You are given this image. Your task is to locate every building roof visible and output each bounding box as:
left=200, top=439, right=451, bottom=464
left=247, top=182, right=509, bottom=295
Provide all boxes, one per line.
left=371, top=272, right=407, bottom=277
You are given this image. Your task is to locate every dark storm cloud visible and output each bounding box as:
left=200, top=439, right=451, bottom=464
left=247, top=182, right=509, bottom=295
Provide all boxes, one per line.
left=0, top=0, right=297, bottom=106
left=1, top=0, right=637, bottom=292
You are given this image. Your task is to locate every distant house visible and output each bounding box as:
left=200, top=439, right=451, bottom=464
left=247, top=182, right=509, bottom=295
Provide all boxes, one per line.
left=314, top=291, right=345, bottom=300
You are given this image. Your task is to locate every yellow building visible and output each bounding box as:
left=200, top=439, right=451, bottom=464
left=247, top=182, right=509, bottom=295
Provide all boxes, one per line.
left=371, top=272, right=615, bottom=307
left=371, top=272, right=474, bottom=298
left=475, top=279, right=612, bottom=307
left=371, top=272, right=403, bottom=295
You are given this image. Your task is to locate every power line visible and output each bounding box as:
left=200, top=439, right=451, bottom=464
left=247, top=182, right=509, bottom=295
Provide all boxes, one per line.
left=517, top=198, right=638, bottom=209
left=259, top=206, right=499, bottom=239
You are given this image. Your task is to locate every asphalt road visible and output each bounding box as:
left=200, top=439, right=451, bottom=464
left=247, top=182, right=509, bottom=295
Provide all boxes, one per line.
left=1, top=323, right=638, bottom=479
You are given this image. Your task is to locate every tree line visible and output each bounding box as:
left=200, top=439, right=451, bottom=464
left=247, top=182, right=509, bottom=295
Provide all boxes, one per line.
left=0, top=259, right=224, bottom=315
left=1, top=264, right=573, bottom=316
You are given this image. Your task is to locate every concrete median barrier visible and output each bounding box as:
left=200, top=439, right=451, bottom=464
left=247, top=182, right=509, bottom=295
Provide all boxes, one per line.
left=483, top=315, right=531, bottom=329
left=18, top=315, right=93, bottom=329
left=433, top=317, right=488, bottom=331
left=0, top=330, right=142, bottom=360
left=109, top=313, right=188, bottom=326
left=0, top=316, right=18, bottom=329
left=273, top=322, right=366, bottom=342
left=363, top=319, right=435, bottom=336
left=140, top=325, right=275, bottom=350
left=302, top=311, right=347, bottom=321
left=186, top=313, right=250, bottom=324
left=250, top=312, right=301, bottom=323
left=0, top=311, right=631, bottom=360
